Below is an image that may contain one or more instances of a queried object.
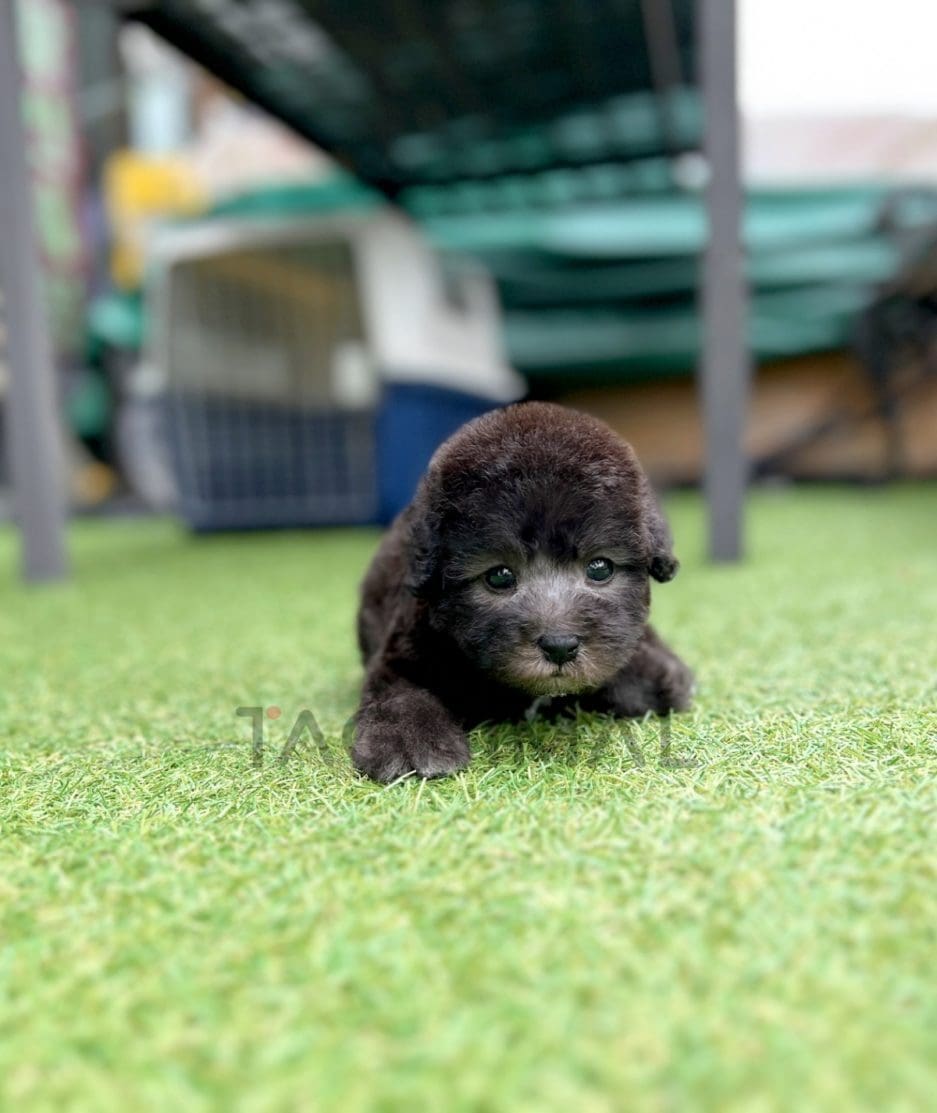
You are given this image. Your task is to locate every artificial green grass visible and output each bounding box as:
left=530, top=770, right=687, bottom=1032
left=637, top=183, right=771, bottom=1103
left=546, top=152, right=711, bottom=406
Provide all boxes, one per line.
left=1, top=487, right=935, bottom=1112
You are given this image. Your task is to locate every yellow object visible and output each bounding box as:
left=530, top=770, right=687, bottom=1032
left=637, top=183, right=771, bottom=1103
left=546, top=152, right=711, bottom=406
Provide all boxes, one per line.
left=104, top=151, right=207, bottom=288
left=71, top=460, right=119, bottom=507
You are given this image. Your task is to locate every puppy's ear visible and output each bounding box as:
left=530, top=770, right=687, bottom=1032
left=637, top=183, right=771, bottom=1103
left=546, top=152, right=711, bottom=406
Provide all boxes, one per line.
left=405, top=487, right=443, bottom=598
left=641, top=477, right=679, bottom=583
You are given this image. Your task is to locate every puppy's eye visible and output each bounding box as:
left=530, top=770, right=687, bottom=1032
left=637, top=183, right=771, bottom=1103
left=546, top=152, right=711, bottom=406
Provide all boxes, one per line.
left=586, top=557, right=615, bottom=583
left=483, top=566, right=517, bottom=591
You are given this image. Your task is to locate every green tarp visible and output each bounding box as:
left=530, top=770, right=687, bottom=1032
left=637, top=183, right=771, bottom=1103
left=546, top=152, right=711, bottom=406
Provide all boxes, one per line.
left=200, top=178, right=937, bottom=382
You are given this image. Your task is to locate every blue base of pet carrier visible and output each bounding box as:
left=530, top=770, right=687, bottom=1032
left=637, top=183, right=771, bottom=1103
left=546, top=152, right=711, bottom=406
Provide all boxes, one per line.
left=375, top=382, right=497, bottom=523
left=165, top=381, right=504, bottom=531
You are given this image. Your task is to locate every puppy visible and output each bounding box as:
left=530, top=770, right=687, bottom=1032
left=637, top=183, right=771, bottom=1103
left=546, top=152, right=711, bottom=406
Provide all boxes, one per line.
left=353, top=402, right=692, bottom=782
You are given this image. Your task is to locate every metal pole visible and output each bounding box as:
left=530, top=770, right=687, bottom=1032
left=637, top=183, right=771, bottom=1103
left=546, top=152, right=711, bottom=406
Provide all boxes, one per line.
left=698, top=0, right=748, bottom=561
left=0, top=0, right=69, bottom=581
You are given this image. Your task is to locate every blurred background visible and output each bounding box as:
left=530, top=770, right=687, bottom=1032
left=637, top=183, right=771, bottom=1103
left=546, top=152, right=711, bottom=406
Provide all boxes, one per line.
left=3, top=0, right=937, bottom=575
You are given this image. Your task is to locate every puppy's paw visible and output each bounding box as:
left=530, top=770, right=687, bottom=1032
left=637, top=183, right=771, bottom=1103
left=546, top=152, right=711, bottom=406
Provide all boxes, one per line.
left=610, top=677, right=690, bottom=718
left=353, top=721, right=470, bottom=782
left=352, top=686, right=470, bottom=783
left=606, top=663, right=693, bottom=717
left=589, top=640, right=694, bottom=719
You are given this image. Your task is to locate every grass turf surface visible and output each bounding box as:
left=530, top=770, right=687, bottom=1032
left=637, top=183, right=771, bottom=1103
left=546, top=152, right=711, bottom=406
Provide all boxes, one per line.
left=1, top=486, right=935, bottom=1111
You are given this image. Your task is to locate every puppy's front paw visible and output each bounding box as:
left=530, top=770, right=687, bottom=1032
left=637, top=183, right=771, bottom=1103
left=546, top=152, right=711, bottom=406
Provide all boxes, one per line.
left=587, top=637, right=694, bottom=719
left=353, top=720, right=470, bottom=782
left=352, top=685, right=470, bottom=783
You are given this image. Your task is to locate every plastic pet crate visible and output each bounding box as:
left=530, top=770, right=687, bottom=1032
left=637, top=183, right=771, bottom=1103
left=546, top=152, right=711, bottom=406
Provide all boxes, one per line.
left=148, top=211, right=523, bottom=529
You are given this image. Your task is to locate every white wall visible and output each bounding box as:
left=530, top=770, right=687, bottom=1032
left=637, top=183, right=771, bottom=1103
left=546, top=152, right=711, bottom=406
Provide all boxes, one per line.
left=741, top=0, right=937, bottom=180
left=741, top=0, right=937, bottom=117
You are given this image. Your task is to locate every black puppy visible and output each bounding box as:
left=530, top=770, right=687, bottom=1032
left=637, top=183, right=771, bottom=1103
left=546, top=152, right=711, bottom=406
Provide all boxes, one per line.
left=354, top=402, right=692, bottom=781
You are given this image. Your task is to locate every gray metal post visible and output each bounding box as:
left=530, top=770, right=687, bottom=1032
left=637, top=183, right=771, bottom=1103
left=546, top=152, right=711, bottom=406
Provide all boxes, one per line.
left=0, top=0, right=69, bottom=581
left=698, top=0, right=748, bottom=561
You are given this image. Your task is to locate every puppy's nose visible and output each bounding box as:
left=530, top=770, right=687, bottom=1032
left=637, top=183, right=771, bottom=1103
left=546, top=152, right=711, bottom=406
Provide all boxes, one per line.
left=537, top=633, right=581, bottom=665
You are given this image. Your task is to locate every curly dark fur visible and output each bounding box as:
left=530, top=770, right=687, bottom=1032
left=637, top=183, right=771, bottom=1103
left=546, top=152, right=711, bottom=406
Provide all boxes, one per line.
left=353, top=402, right=693, bottom=782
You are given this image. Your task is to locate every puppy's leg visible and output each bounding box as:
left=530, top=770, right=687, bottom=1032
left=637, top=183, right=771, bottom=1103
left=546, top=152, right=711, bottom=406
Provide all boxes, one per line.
left=583, top=627, right=693, bottom=718
left=353, top=675, right=470, bottom=783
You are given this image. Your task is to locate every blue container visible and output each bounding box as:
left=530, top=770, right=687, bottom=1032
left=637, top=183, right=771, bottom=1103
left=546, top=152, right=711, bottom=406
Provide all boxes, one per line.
left=376, top=382, right=499, bottom=522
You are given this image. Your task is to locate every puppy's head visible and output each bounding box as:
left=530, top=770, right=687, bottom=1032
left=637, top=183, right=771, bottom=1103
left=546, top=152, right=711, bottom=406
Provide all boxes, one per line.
left=408, top=402, right=678, bottom=697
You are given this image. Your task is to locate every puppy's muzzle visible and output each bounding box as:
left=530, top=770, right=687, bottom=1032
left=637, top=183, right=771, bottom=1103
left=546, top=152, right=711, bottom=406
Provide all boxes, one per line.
left=537, top=633, right=581, bottom=666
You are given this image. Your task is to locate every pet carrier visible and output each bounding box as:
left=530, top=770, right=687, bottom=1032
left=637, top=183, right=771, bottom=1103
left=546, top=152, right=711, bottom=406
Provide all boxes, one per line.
left=147, top=210, right=523, bottom=529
